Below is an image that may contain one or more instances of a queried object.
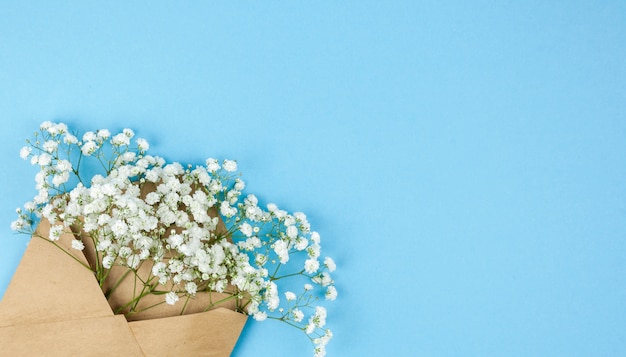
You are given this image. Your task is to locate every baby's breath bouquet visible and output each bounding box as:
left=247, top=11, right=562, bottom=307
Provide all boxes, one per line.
left=12, top=121, right=336, bottom=356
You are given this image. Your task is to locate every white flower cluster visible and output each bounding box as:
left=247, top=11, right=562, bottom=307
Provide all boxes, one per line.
left=13, top=121, right=337, bottom=356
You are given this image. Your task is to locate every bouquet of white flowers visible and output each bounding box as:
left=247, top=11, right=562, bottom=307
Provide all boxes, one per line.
left=8, top=121, right=336, bottom=356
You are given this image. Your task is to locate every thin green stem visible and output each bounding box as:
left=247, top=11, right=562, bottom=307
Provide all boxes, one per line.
left=202, top=294, right=241, bottom=312
left=104, top=267, right=132, bottom=299
left=180, top=295, right=191, bottom=315
left=271, top=269, right=305, bottom=282
left=126, top=300, right=166, bottom=316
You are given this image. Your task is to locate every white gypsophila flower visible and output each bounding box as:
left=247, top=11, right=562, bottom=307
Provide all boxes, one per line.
left=145, top=192, right=160, bottom=205
left=245, top=205, right=263, bottom=221
left=19, top=146, right=31, bottom=160
left=286, top=225, right=298, bottom=239
left=63, top=133, right=78, bottom=144
left=255, top=253, right=268, bottom=266
left=284, top=215, right=296, bottom=227
left=244, top=193, right=258, bottom=206
left=273, top=239, right=289, bottom=264
left=165, top=291, right=179, bottom=305
left=304, top=258, right=320, bottom=274
left=81, top=141, right=97, bottom=155
left=284, top=291, right=296, bottom=301
left=11, top=219, right=24, bottom=231
left=48, top=123, right=67, bottom=136
left=123, top=128, right=134, bottom=138
left=56, top=159, right=72, bottom=172
left=234, top=178, right=245, bottom=191
left=152, top=261, right=167, bottom=277
left=185, top=282, right=198, bottom=295
left=37, top=153, right=52, bottom=166
left=43, top=140, right=58, bottom=153
left=34, top=171, right=46, bottom=186
left=222, top=159, right=237, bottom=172
left=253, top=311, right=267, bottom=321
left=324, top=257, right=336, bottom=272
left=314, top=346, right=326, bottom=357
left=118, top=246, right=132, bottom=259
left=41, top=205, right=56, bottom=221
left=136, top=138, right=149, bottom=151
left=83, top=131, right=97, bottom=142
left=315, top=329, right=333, bottom=347
left=111, top=133, right=130, bottom=146
left=195, top=168, right=211, bottom=186
left=307, top=244, right=321, bottom=259
left=292, top=308, right=304, bottom=322
left=40, top=121, right=53, bottom=130
left=313, top=306, right=327, bottom=327
left=294, top=237, right=308, bottom=251
left=310, top=231, right=320, bottom=244
left=239, top=222, right=253, bottom=237
left=220, top=201, right=236, bottom=217
left=294, top=211, right=307, bottom=222
left=168, top=259, right=184, bottom=274
left=205, top=158, right=220, bottom=172
left=52, top=171, right=70, bottom=186
left=304, top=283, right=313, bottom=291
left=97, top=129, right=111, bottom=139
left=274, top=208, right=287, bottom=220
left=102, top=255, right=115, bottom=269
left=33, top=190, right=49, bottom=205
left=110, top=219, right=128, bottom=237
left=305, top=323, right=315, bottom=334
left=325, top=286, right=337, bottom=301
left=120, top=152, right=136, bottom=163
left=127, top=255, right=140, bottom=269
left=264, top=281, right=280, bottom=310
left=246, top=300, right=259, bottom=315
left=24, top=201, right=36, bottom=211
left=238, top=236, right=261, bottom=251
left=313, top=272, right=333, bottom=287
left=71, top=239, right=85, bottom=251
left=48, top=224, right=63, bottom=241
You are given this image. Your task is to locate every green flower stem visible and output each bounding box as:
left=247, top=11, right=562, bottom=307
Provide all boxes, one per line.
left=179, top=295, right=191, bottom=315
left=270, top=269, right=305, bottom=281
left=270, top=262, right=282, bottom=279
left=202, top=294, right=241, bottom=312
left=267, top=315, right=305, bottom=331
left=126, top=299, right=166, bottom=316
left=114, top=283, right=156, bottom=315
left=104, top=267, right=132, bottom=299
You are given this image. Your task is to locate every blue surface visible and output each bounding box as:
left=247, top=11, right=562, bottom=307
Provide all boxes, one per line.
left=1, top=1, right=626, bottom=356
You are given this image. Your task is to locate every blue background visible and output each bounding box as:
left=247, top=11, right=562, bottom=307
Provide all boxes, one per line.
left=1, top=2, right=625, bottom=356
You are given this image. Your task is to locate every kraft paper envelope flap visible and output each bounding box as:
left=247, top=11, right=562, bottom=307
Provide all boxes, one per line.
left=129, top=307, right=248, bottom=357
left=0, top=218, right=114, bottom=326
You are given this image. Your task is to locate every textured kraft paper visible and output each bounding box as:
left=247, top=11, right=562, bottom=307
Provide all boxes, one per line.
left=0, top=219, right=247, bottom=356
